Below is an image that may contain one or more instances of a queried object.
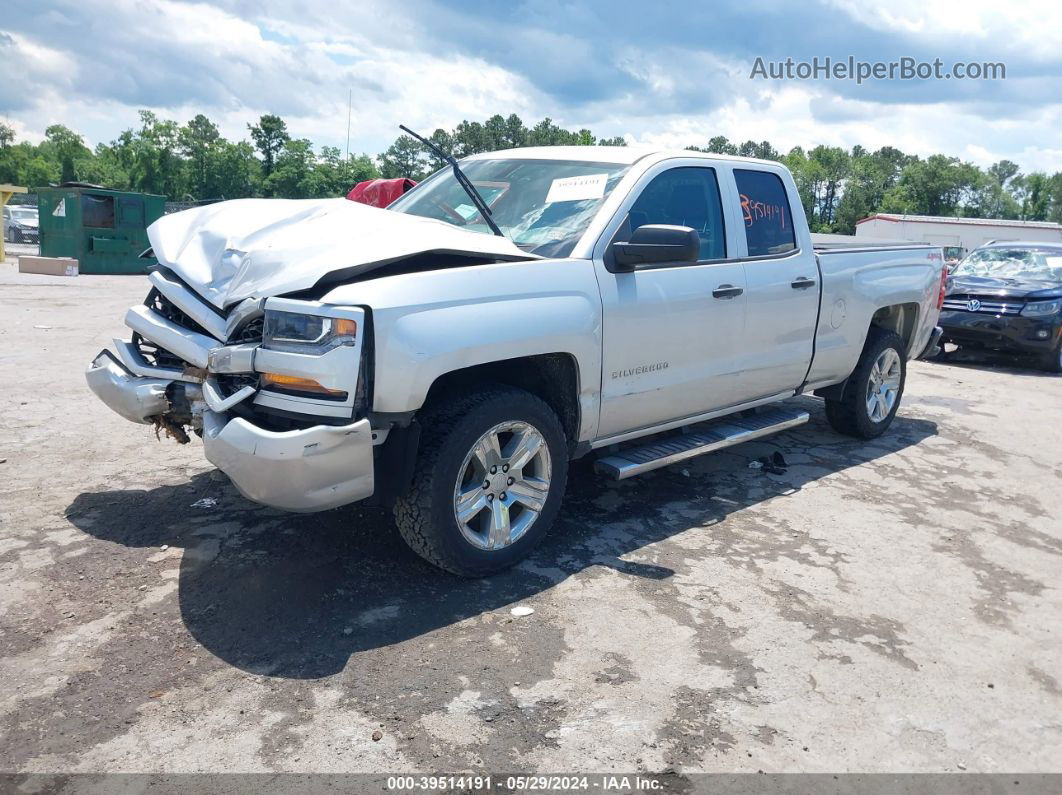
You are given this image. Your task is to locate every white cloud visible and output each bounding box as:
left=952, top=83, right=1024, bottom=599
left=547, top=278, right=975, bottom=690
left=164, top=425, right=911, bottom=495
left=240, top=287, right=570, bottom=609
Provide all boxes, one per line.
left=2, top=0, right=1061, bottom=175
left=826, top=0, right=1062, bottom=60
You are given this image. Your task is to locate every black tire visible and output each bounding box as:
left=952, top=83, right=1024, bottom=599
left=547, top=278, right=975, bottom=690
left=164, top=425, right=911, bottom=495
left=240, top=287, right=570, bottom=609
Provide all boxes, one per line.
left=393, top=385, right=569, bottom=577
left=1041, top=342, right=1062, bottom=374
left=824, top=328, right=907, bottom=439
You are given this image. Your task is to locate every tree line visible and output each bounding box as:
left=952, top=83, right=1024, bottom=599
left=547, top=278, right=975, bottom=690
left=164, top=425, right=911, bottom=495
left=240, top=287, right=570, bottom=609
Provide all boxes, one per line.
left=1, top=112, right=1060, bottom=233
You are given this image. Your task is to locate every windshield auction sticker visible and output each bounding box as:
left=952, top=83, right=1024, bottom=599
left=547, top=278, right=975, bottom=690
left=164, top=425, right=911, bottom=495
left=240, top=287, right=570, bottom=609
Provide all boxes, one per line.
left=545, top=173, right=608, bottom=203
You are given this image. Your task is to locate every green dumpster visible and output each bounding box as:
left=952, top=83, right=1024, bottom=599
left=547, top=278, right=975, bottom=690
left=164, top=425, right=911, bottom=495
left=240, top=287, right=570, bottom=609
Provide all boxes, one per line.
left=36, top=185, right=165, bottom=274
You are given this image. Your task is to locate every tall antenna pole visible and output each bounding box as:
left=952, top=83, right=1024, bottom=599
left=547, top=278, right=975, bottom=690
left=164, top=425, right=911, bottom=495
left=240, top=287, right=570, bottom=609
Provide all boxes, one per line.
left=345, top=88, right=352, bottom=160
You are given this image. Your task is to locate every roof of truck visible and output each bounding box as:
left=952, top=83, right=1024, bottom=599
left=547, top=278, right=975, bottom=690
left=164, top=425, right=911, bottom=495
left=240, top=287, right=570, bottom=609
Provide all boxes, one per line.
left=463, top=146, right=780, bottom=167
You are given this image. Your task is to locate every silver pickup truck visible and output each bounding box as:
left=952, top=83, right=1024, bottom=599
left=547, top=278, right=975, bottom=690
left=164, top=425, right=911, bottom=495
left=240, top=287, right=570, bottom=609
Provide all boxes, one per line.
left=87, top=147, right=945, bottom=575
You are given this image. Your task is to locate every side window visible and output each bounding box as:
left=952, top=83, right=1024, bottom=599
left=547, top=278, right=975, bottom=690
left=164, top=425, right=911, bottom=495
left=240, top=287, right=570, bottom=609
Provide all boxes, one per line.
left=82, top=194, right=115, bottom=228
left=734, top=169, right=796, bottom=257
left=628, top=167, right=725, bottom=260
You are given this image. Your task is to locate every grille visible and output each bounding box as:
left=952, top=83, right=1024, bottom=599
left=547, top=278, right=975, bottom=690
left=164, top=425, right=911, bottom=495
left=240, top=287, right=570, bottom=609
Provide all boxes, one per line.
left=942, top=298, right=1023, bottom=316
left=231, top=315, right=263, bottom=343
left=216, top=373, right=259, bottom=398
left=132, top=331, right=184, bottom=370
left=146, top=287, right=214, bottom=337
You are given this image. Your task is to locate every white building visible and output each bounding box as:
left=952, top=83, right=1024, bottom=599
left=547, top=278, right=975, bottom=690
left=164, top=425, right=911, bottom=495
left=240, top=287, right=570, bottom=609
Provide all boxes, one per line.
left=855, top=214, right=1062, bottom=257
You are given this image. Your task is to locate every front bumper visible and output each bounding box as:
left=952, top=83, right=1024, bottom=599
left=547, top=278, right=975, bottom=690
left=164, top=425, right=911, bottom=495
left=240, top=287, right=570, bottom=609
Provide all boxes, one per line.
left=86, top=351, right=171, bottom=424
left=939, top=310, right=1062, bottom=355
left=201, top=411, right=374, bottom=512
left=87, top=351, right=376, bottom=512
left=87, top=280, right=376, bottom=512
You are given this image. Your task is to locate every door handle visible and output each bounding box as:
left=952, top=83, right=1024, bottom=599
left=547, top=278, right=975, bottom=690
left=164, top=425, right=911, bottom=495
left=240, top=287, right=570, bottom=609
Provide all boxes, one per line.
left=712, top=284, right=744, bottom=299
left=791, top=277, right=817, bottom=290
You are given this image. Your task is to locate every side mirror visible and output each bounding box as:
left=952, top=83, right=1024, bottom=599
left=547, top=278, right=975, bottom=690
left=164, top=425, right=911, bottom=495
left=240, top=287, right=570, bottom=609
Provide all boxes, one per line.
left=611, top=224, right=699, bottom=272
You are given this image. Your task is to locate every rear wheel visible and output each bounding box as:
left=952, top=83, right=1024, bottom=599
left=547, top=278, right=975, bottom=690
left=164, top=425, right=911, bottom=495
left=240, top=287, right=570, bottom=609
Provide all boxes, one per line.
left=394, top=385, right=569, bottom=577
left=825, top=328, right=907, bottom=439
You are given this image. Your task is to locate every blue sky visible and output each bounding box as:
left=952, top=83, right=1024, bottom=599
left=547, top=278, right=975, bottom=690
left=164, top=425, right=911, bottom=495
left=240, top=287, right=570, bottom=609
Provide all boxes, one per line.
left=3, top=0, right=1061, bottom=171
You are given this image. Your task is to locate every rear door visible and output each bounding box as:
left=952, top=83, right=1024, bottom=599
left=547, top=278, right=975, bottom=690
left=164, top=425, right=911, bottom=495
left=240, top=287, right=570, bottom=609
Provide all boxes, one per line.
left=729, top=168, right=819, bottom=401
left=593, top=161, right=749, bottom=438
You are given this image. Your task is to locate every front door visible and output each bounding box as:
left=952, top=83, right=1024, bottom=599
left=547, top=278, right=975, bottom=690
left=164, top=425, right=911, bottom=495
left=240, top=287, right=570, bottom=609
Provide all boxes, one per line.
left=595, top=165, right=749, bottom=438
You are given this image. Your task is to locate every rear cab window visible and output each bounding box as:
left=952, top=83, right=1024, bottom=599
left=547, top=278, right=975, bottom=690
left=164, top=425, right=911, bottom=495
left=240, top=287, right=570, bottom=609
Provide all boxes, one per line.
left=734, top=169, right=796, bottom=257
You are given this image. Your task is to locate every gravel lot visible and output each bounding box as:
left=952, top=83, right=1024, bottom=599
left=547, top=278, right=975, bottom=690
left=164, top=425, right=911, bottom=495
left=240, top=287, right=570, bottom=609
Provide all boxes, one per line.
left=1, top=259, right=1061, bottom=776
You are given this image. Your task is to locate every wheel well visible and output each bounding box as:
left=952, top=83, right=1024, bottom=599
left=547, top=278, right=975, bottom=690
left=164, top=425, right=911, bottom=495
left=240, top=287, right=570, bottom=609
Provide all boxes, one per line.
left=421, top=353, right=581, bottom=445
left=870, top=303, right=920, bottom=354
left=814, top=304, right=919, bottom=401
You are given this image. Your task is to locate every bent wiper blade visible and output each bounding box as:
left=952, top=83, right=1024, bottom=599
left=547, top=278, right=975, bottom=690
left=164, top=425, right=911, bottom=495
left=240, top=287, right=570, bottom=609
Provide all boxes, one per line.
left=399, top=124, right=505, bottom=238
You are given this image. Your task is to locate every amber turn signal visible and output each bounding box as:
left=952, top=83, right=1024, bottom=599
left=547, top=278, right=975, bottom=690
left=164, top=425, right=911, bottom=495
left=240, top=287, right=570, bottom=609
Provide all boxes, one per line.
left=332, top=318, right=358, bottom=337
left=261, top=372, right=348, bottom=398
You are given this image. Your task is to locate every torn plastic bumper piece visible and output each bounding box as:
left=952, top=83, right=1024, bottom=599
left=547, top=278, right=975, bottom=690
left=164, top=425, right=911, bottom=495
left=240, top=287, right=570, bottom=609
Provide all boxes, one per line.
left=918, top=325, right=944, bottom=359
left=201, top=411, right=375, bottom=512
left=86, top=350, right=171, bottom=424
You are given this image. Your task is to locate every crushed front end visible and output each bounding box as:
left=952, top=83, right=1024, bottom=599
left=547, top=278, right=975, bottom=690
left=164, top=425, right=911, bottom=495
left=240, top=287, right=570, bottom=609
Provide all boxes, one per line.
left=86, top=268, right=375, bottom=512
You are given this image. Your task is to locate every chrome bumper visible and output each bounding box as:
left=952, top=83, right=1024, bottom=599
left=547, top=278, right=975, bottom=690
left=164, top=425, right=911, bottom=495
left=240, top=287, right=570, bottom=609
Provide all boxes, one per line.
left=201, top=411, right=374, bottom=512
left=86, top=281, right=375, bottom=513
left=86, top=351, right=171, bottom=424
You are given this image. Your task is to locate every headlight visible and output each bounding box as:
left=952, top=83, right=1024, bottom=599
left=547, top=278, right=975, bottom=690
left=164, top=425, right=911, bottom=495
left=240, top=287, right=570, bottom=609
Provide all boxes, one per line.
left=262, top=310, right=357, bottom=354
left=1021, top=300, right=1062, bottom=317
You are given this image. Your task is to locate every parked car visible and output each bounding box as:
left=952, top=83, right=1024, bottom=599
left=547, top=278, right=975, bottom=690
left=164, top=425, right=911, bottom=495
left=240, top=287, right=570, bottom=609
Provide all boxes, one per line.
left=86, top=146, right=945, bottom=575
left=939, top=241, right=1062, bottom=372
left=943, top=246, right=966, bottom=272
left=3, top=204, right=39, bottom=244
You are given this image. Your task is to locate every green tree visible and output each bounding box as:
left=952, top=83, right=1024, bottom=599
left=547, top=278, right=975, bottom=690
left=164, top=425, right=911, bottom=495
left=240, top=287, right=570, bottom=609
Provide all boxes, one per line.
left=883, top=154, right=981, bottom=216
left=379, top=134, right=429, bottom=180
left=248, top=114, right=290, bottom=182
left=834, top=147, right=910, bottom=233
left=211, top=140, right=261, bottom=199
left=180, top=114, right=221, bottom=199
left=267, top=138, right=322, bottom=198
left=1011, top=172, right=1051, bottom=221
left=40, top=124, right=90, bottom=183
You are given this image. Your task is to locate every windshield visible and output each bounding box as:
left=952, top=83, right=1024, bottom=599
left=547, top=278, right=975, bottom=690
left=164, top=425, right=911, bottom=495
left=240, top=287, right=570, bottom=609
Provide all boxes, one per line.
left=388, top=159, right=630, bottom=257
left=10, top=208, right=37, bottom=221
left=954, top=247, right=1062, bottom=282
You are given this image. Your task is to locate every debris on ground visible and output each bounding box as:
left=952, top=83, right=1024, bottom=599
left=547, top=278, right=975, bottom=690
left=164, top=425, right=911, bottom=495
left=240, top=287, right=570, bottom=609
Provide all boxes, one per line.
left=751, top=452, right=788, bottom=475
left=371, top=730, right=383, bottom=742
left=190, top=498, right=217, bottom=509
left=510, top=606, right=534, bottom=617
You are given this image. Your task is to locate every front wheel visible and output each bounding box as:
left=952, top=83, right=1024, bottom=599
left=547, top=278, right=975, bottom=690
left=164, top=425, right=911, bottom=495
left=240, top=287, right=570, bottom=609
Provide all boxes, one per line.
left=825, top=328, right=907, bottom=439
left=394, top=386, right=569, bottom=576
left=1042, top=341, right=1062, bottom=374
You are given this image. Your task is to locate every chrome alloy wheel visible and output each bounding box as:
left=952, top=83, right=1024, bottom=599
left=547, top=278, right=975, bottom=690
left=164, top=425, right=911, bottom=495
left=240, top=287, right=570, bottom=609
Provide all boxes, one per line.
left=866, top=347, right=902, bottom=423
left=453, top=421, right=552, bottom=551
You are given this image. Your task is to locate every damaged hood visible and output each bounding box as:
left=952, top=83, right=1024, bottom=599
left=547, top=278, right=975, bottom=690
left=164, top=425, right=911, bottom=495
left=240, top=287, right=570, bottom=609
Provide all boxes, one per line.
left=147, top=198, right=536, bottom=309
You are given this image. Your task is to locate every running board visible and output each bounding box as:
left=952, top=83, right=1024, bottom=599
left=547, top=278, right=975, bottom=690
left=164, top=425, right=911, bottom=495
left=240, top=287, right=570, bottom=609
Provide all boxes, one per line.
left=594, top=407, right=810, bottom=480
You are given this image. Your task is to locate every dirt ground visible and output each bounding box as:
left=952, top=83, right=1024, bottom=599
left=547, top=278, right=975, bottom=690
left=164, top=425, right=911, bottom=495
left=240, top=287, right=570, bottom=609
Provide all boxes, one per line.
left=1, top=258, right=1061, bottom=776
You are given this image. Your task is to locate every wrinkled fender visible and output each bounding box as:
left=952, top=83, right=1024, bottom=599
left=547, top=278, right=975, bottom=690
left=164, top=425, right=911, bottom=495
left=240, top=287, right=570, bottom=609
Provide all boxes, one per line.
left=321, top=257, right=604, bottom=441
